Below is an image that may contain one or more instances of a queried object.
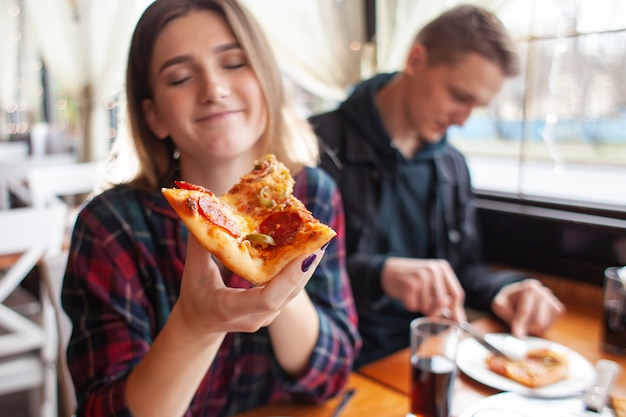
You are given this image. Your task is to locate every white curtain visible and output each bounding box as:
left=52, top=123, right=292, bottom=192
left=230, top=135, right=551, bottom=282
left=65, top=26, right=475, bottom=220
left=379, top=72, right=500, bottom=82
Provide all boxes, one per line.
left=19, top=0, right=361, bottom=160
left=21, top=0, right=84, bottom=96
left=241, top=0, right=364, bottom=101
left=22, top=0, right=150, bottom=162
left=0, top=0, right=20, bottom=138
left=11, top=0, right=521, bottom=161
left=375, top=0, right=510, bottom=72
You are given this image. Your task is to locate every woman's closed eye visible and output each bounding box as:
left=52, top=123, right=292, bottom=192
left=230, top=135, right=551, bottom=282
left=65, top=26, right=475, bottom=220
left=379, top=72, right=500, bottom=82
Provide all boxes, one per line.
left=163, top=68, right=194, bottom=86
left=220, top=53, right=248, bottom=71
left=224, top=63, right=245, bottom=70
left=170, top=76, right=192, bottom=86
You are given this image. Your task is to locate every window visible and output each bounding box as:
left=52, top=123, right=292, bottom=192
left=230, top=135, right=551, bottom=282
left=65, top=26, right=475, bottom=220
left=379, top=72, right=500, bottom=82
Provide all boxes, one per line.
left=1, top=1, right=82, bottom=155
left=448, top=0, right=626, bottom=210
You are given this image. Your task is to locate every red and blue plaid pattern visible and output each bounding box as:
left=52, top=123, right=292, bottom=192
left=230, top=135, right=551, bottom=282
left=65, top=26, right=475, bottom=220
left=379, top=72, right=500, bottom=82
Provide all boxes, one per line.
left=62, top=166, right=360, bottom=417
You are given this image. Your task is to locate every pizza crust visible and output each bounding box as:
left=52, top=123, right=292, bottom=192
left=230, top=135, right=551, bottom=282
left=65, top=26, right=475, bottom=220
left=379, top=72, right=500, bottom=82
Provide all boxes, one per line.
left=610, top=393, right=626, bottom=417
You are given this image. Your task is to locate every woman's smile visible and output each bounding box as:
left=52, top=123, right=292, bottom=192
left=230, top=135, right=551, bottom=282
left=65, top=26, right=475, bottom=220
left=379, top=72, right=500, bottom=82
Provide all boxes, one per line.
left=194, top=108, right=242, bottom=124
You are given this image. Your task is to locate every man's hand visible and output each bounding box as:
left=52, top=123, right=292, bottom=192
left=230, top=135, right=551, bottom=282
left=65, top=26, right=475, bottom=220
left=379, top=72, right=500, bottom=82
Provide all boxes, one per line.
left=491, top=279, right=565, bottom=338
left=381, top=257, right=466, bottom=322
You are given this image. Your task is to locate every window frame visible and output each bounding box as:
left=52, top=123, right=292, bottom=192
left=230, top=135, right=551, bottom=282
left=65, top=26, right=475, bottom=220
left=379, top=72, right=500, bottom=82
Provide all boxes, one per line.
left=475, top=189, right=626, bottom=287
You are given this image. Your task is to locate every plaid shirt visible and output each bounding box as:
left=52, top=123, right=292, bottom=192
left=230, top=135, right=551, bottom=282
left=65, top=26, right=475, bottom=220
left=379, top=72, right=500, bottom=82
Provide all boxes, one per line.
left=62, top=166, right=360, bottom=417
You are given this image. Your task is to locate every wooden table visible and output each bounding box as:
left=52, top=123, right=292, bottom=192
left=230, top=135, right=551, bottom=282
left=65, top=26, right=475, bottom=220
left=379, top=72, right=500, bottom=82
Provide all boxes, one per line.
left=231, top=372, right=408, bottom=417
left=358, top=319, right=501, bottom=416
left=358, top=302, right=626, bottom=415
left=233, top=293, right=626, bottom=417
left=0, top=253, right=21, bottom=271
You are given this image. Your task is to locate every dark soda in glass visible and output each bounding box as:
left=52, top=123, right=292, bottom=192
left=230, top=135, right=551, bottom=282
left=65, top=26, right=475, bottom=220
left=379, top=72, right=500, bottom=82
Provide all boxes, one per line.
left=602, top=299, right=626, bottom=354
left=410, top=355, right=456, bottom=417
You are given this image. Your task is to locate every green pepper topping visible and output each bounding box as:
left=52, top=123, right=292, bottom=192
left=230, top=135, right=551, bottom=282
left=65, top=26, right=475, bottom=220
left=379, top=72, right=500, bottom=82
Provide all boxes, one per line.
left=258, top=186, right=276, bottom=208
left=245, top=233, right=276, bottom=245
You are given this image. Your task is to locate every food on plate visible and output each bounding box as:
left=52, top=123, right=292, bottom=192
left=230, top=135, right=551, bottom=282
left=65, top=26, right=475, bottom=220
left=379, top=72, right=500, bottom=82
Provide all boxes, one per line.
left=485, top=348, right=569, bottom=388
left=161, top=154, right=337, bottom=285
left=610, top=393, right=626, bottom=417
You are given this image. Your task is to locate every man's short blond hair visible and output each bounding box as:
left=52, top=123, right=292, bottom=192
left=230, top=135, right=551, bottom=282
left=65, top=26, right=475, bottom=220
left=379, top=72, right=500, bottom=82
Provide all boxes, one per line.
left=415, top=4, right=520, bottom=76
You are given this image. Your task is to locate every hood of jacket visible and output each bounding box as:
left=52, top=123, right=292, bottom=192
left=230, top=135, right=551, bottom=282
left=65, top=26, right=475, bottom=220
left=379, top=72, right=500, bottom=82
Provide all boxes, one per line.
left=338, top=72, right=448, bottom=163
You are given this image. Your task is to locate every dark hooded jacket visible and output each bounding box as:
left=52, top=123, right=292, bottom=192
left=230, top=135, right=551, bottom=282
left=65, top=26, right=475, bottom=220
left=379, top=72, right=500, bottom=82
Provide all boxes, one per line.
left=309, top=73, right=525, bottom=366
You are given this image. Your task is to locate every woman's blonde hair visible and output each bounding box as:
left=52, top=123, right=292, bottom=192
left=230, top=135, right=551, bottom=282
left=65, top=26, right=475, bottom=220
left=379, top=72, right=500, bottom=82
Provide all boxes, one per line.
left=111, top=0, right=318, bottom=191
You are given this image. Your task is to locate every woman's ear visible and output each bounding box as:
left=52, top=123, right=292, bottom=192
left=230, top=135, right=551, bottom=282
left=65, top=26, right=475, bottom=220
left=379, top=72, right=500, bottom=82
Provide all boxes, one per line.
left=142, top=99, right=169, bottom=139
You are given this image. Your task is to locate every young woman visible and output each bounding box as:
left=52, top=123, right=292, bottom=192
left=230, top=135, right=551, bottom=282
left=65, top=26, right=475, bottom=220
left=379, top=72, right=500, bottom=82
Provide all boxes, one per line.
left=61, top=1, right=360, bottom=416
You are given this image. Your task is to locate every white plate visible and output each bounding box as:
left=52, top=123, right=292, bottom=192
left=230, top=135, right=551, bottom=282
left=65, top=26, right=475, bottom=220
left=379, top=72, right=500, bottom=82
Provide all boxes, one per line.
left=458, top=391, right=614, bottom=417
left=456, top=333, right=595, bottom=398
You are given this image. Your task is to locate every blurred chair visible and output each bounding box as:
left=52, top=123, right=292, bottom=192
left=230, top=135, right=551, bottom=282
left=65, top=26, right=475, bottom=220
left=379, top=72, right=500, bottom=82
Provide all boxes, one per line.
left=26, top=162, right=100, bottom=417
left=0, top=141, right=29, bottom=162
left=0, top=142, right=29, bottom=210
left=0, top=153, right=78, bottom=210
left=27, top=161, right=100, bottom=209
left=39, top=250, right=75, bottom=417
left=0, top=202, right=67, bottom=417
left=28, top=161, right=100, bottom=248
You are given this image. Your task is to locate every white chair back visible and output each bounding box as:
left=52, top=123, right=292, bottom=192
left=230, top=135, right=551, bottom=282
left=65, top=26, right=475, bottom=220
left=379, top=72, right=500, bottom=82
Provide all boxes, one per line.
left=0, top=141, right=28, bottom=161
left=0, top=153, right=78, bottom=210
left=0, top=203, right=67, bottom=254
left=0, top=203, right=67, bottom=417
left=40, top=249, right=76, bottom=417
left=27, top=161, right=100, bottom=208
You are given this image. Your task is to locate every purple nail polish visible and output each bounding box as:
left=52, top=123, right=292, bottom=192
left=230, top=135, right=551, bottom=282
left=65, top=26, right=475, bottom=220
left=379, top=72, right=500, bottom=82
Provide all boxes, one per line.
left=301, top=254, right=317, bottom=272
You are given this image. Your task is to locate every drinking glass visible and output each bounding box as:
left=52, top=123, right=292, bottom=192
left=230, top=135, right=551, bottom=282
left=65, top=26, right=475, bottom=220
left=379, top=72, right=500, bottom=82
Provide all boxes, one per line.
left=602, top=266, right=626, bottom=354
left=408, top=317, right=461, bottom=417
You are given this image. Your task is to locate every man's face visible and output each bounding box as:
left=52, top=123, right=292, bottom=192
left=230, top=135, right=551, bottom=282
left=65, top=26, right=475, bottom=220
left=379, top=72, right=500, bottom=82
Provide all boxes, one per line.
left=405, top=47, right=506, bottom=143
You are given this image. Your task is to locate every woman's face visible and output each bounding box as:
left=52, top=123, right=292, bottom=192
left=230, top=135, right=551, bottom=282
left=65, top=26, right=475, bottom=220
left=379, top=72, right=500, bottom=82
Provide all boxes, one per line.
left=143, top=9, right=267, bottom=163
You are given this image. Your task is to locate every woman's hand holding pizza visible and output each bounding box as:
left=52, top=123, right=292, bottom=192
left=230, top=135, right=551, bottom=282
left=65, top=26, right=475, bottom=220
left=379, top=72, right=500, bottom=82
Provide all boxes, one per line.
left=174, top=234, right=323, bottom=338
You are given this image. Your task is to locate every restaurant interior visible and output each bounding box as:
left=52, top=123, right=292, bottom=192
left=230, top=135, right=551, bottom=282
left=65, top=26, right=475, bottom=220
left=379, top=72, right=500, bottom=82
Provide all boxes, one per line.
left=1, top=0, right=626, bottom=416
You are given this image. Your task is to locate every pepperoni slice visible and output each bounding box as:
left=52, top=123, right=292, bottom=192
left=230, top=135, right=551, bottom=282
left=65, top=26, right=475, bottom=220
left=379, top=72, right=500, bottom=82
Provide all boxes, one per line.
left=175, top=180, right=212, bottom=194
left=258, top=212, right=302, bottom=245
left=198, top=196, right=242, bottom=237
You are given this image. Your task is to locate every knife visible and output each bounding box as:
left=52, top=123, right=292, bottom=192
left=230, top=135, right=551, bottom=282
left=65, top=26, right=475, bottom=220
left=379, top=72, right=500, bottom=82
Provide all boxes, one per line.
left=329, top=388, right=355, bottom=417
left=456, top=319, right=522, bottom=361
left=582, top=359, right=621, bottom=413
left=441, top=308, right=524, bottom=361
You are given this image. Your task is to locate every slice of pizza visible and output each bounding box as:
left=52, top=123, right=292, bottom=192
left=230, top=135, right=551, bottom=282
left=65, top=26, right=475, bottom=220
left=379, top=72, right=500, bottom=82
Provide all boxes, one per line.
left=610, top=393, right=626, bottom=417
left=485, top=348, right=569, bottom=388
left=161, top=154, right=337, bottom=285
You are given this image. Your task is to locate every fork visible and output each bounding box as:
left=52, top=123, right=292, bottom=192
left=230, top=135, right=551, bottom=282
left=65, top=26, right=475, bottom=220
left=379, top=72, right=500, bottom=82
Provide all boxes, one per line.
left=441, top=307, right=527, bottom=361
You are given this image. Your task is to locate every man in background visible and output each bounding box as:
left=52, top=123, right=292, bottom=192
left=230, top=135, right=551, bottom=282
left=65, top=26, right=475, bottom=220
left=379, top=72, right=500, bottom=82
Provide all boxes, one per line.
left=310, top=4, right=565, bottom=367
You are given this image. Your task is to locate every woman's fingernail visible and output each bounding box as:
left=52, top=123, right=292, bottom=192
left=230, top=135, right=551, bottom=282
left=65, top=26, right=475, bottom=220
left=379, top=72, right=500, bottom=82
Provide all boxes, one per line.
left=301, top=254, right=317, bottom=272
left=321, top=241, right=330, bottom=251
